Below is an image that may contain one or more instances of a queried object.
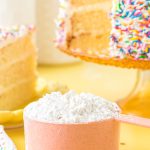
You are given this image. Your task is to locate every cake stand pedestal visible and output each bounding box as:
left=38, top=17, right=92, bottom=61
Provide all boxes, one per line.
left=60, top=48, right=150, bottom=118
left=118, top=70, right=150, bottom=118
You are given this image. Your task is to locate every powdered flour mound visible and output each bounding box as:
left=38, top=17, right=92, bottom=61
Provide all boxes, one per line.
left=24, top=90, right=120, bottom=124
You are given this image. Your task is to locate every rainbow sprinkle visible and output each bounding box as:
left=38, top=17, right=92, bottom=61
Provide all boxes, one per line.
left=55, top=0, right=68, bottom=46
left=110, top=0, right=150, bottom=59
left=0, top=25, right=34, bottom=48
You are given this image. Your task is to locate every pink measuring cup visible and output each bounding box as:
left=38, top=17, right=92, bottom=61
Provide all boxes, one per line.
left=24, top=112, right=150, bottom=150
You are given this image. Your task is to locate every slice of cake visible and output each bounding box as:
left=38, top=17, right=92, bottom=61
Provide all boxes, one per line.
left=0, top=25, right=37, bottom=110
left=57, top=0, right=111, bottom=54
left=57, top=0, right=150, bottom=69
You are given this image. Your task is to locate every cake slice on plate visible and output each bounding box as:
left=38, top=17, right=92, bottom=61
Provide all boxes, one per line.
left=0, top=25, right=37, bottom=110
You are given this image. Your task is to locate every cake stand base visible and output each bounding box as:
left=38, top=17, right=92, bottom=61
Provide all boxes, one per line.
left=118, top=70, right=150, bottom=118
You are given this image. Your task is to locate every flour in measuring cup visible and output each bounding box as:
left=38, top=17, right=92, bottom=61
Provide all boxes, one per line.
left=24, top=90, right=120, bottom=124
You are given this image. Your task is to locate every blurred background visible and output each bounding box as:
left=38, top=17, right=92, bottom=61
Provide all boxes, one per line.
left=0, top=0, right=75, bottom=64
left=0, top=0, right=138, bottom=100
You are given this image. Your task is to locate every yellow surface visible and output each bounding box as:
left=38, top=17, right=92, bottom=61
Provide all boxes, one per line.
left=0, top=77, right=69, bottom=126
left=0, top=78, right=48, bottom=126
left=6, top=62, right=150, bottom=150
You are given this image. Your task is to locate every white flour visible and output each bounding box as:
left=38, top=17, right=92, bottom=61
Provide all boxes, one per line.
left=24, top=91, right=120, bottom=124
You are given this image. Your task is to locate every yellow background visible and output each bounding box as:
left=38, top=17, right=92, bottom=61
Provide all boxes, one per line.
left=6, top=63, right=150, bottom=150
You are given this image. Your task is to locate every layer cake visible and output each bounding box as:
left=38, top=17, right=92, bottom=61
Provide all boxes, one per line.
left=57, top=0, right=150, bottom=69
left=57, top=0, right=111, bottom=57
left=0, top=25, right=37, bottom=110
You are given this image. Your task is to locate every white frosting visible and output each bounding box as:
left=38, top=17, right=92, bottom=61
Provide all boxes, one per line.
left=0, top=25, right=33, bottom=49
left=72, top=2, right=111, bottom=13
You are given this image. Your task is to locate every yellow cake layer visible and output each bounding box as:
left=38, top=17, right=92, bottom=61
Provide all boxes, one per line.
left=0, top=78, right=36, bottom=111
left=70, top=0, right=109, bottom=7
left=0, top=54, right=36, bottom=90
left=71, top=10, right=111, bottom=36
left=69, top=34, right=109, bottom=55
left=0, top=33, right=35, bottom=66
left=71, top=2, right=111, bottom=37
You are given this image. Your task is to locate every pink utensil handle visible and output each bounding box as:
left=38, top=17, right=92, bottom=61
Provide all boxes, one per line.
left=116, top=114, right=150, bottom=128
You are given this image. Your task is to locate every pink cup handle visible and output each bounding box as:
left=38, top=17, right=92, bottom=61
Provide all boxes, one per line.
left=115, top=114, right=150, bottom=128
